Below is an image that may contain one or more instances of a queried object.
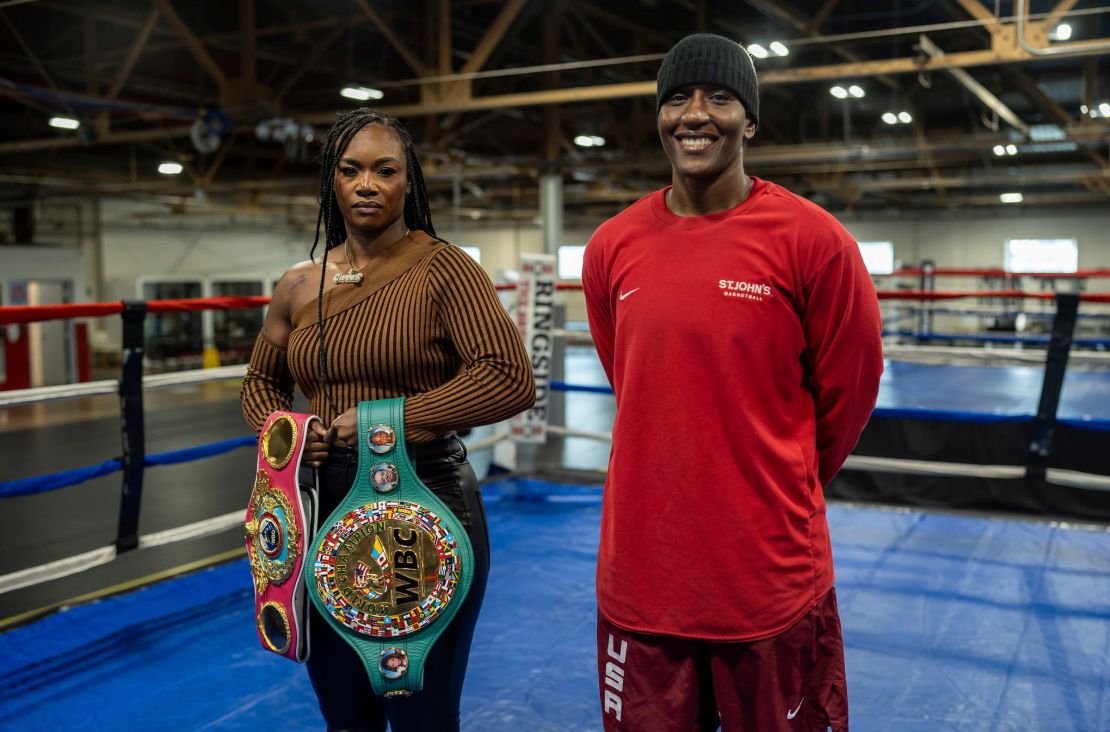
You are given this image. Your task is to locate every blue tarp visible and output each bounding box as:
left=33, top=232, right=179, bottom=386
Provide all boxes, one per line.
left=2, top=478, right=1109, bottom=731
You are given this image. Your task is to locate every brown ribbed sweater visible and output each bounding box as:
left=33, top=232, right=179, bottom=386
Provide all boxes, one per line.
left=240, top=231, right=535, bottom=442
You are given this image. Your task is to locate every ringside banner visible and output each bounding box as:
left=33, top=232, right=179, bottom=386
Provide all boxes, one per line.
left=510, top=254, right=556, bottom=443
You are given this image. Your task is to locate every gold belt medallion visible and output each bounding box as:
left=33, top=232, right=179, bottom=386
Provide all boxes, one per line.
left=314, top=500, right=462, bottom=636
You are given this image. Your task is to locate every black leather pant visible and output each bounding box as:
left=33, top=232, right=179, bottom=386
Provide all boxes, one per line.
left=305, top=435, right=491, bottom=732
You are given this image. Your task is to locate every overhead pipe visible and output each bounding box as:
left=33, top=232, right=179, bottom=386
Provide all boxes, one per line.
left=1015, top=0, right=1110, bottom=57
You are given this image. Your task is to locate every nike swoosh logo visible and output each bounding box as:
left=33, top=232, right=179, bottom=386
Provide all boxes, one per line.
left=786, top=698, right=804, bottom=720
left=618, top=288, right=640, bottom=301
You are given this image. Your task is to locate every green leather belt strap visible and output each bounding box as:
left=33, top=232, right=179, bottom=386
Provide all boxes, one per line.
left=307, top=398, right=475, bottom=696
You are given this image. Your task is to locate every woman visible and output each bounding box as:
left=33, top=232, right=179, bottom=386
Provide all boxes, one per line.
left=241, top=108, right=535, bottom=731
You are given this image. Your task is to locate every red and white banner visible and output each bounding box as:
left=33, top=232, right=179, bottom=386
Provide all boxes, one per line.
left=510, top=254, right=556, bottom=444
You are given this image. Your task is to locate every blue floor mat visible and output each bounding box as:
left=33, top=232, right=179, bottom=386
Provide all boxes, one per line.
left=2, top=478, right=1108, bottom=731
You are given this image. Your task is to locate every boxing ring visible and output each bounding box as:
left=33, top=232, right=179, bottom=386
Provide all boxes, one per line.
left=2, top=265, right=1110, bottom=730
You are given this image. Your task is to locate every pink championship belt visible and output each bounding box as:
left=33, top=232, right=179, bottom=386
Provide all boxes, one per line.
left=245, top=411, right=321, bottom=662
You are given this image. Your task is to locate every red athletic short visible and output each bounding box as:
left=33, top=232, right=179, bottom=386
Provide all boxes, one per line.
left=596, top=589, right=848, bottom=732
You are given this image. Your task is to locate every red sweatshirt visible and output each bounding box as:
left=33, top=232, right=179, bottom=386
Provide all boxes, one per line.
left=582, top=178, right=883, bottom=640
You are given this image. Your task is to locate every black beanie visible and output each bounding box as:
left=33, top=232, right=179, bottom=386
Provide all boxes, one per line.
left=656, top=34, right=759, bottom=126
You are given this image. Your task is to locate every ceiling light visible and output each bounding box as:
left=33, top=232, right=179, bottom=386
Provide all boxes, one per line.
left=1050, top=23, right=1072, bottom=41
left=830, top=86, right=848, bottom=99
left=993, top=145, right=1006, bottom=156
left=1006, top=144, right=1018, bottom=155
left=340, top=86, right=384, bottom=101
left=589, top=135, right=606, bottom=146
left=882, top=112, right=898, bottom=125
left=898, top=111, right=913, bottom=123
left=48, top=116, right=80, bottom=130
left=1100, top=102, right=1110, bottom=117
left=748, top=44, right=769, bottom=59
left=574, top=135, right=597, bottom=147
left=999, top=192, right=1023, bottom=203
left=848, top=85, right=865, bottom=98
left=158, top=162, right=183, bottom=175
left=1028, top=124, right=1066, bottom=142
left=769, top=41, right=789, bottom=57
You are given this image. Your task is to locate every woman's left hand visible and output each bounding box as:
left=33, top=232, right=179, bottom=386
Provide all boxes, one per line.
left=325, top=407, right=359, bottom=449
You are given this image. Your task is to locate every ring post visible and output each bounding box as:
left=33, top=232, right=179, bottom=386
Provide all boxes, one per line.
left=1026, top=293, right=1080, bottom=482
left=917, top=259, right=935, bottom=342
left=116, top=300, right=147, bottom=552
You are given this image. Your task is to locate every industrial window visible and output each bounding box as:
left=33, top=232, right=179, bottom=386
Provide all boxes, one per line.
left=558, top=244, right=586, bottom=280
left=1005, top=238, right=1078, bottom=273
left=857, top=241, right=894, bottom=275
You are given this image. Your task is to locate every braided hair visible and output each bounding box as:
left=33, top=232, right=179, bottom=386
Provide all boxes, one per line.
left=311, top=108, right=438, bottom=420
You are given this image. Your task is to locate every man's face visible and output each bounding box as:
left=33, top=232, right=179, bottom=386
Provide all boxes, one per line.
left=657, top=86, right=756, bottom=180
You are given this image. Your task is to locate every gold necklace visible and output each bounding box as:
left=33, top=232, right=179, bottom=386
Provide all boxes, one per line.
left=333, top=238, right=364, bottom=284
left=332, top=229, right=410, bottom=285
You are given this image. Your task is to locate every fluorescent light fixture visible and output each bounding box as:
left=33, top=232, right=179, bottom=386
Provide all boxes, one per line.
left=898, top=111, right=913, bottom=123
left=48, top=116, right=80, bottom=130
left=1050, top=23, right=1072, bottom=41
left=1100, top=102, right=1110, bottom=117
left=882, top=112, right=898, bottom=124
left=1006, top=144, right=1018, bottom=155
left=993, top=144, right=1006, bottom=156
left=588, top=135, right=605, bottom=146
left=769, top=41, right=789, bottom=56
left=339, top=86, right=384, bottom=101
left=999, top=192, right=1023, bottom=204
left=1080, top=104, right=1088, bottom=114
left=848, top=85, right=865, bottom=98
left=158, top=162, right=184, bottom=175
left=829, top=86, right=848, bottom=99
left=574, top=134, right=605, bottom=148
left=748, top=43, right=769, bottom=58
left=1028, top=123, right=1066, bottom=142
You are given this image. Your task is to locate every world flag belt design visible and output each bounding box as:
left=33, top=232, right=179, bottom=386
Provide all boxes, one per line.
left=245, top=410, right=321, bottom=662
left=308, top=398, right=475, bottom=697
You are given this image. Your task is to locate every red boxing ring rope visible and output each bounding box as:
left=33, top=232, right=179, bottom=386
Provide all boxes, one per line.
left=2, top=290, right=1109, bottom=327
left=878, top=267, right=1110, bottom=280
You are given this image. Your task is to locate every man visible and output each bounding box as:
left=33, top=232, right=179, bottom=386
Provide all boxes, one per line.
left=582, top=34, right=883, bottom=732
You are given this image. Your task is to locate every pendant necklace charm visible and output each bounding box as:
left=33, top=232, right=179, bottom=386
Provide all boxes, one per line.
left=333, top=270, right=363, bottom=284
left=335, top=239, right=365, bottom=284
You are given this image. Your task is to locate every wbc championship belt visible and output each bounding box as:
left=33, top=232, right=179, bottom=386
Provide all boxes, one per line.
left=308, top=398, right=474, bottom=696
left=245, top=411, right=321, bottom=662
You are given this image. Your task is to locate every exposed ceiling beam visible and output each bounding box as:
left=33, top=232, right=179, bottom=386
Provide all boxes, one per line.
left=744, top=0, right=899, bottom=89
left=438, top=0, right=451, bottom=73
left=460, top=0, right=529, bottom=74
left=917, top=35, right=1029, bottom=136
left=0, top=125, right=194, bottom=153
left=83, top=0, right=97, bottom=94
left=354, top=0, right=430, bottom=77
left=0, top=9, right=58, bottom=89
left=808, top=0, right=842, bottom=33
left=240, top=0, right=256, bottom=82
left=291, top=35, right=1109, bottom=120
left=570, top=1, right=673, bottom=49
left=273, top=20, right=350, bottom=103
left=953, top=0, right=1001, bottom=36
left=1045, top=0, right=1080, bottom=30
left=152, top=0, right=228, bottom=89
left=106, top=5, right=159, bottom=99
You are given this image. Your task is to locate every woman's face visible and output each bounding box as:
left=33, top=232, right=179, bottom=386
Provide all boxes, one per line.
left=333, top=124, right=410, bottom=237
